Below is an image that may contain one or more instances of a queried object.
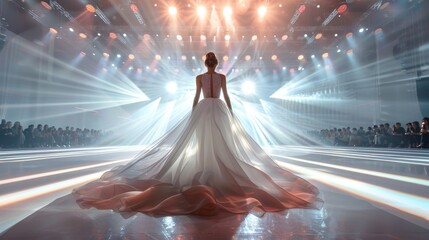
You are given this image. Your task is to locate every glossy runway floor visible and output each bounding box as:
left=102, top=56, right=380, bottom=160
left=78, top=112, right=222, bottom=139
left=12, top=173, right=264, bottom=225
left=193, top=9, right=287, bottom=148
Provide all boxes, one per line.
left=0, top=146, right=428, bottom=239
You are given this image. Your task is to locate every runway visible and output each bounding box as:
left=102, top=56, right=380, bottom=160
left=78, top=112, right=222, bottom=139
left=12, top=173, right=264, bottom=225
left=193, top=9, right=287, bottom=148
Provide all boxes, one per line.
left=0, top=146, right=428, bottom=239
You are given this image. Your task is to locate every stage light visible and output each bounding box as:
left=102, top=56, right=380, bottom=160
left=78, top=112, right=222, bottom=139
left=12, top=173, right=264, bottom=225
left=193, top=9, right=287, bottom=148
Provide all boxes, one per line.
left=41, top=1, right=52, bottom=10
left=334, top=33, right=338, bottom=37
left=259, top=56, right=263, bottom=60
left=128, top=54, right=135, bottom=60
left=143, top=34, right=151, bottom=41
left=251, top=35, right=257, bottom=41
left=223, top=55, right=229, bottom=61
left=359, top=28, right=364, bottom=33
left=117, top=54, right=121, bottom=58
left=245, top=55, right=251, bottom=61
left=337, top=49, right=341, bottom=53
left=197, top=6, right=206, bottom=17
left=241, top=81, right=255, bottom=95
left=375, top=28, right=383, bottom=34
left=304, top=34, right=308, bottom=38
left=123, top=33, right=127, bottom=37
left=281, top=35, right=288, bottom=41
left=130, top=3, right=139, bottom=13
left=258, top=6, right=267, bottom=17
left=322, top=52, right=329, bottom=58
left=97, top=33, right=101, bottom=36
left=103, top=52, right=109, bottom=58
left=289, top=68, right=295, bottom=73
left=49, top=28, right=57, bottom=34
left=279, top=4, right=282, bottom=8
left=69, top=28, right=74, bottom=32
left=192, top=56, right=196, bottom=60
left=347, top=49, right=353, bottom=55
left=346, top=32, right=353, bottom=38
left=223, top=6, right=232, bottom=18
left=298, top=55, right=304, bottom=61
left=200, top=35, right=207, bottom=41
left=109, top=32, right=117, bottom=39
left=202, top=55, right=206, bottom=61
left=271, top=55, right=277, bottom=61
left=169, top=6, right=177, bottom=16
left=225, top=34, right=231, bottom=41
left=337, top=4, right=347, bottom=14
left=181, top=55, right=187, bottom=61
left=298, top=5, right=306, bottom=13
left=311, top=55, right=315, bottom=59
left=86, top=4, right=96, bottom=13
left=282, top=66, right=286, bottom=70
left=79, top=33, right=87, bottom=39
left=176, top=35, right=183, bottom=41
left=317, top=64, right=321, bottom=67
left=381, top=2, right=390, bottom=10
left=315, top=33, right=323, bottom=40
left=155, top=54, right=161, bottom=60
left=317, top=5, right=321, bottom=8
left=166, top=82, right=177, bottom=93
left=80, top=51, right=86, bottom=56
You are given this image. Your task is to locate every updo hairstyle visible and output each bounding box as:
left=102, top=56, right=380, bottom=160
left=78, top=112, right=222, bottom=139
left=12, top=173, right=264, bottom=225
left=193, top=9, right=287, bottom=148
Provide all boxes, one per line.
left=205, top=52, right=218, bottom=68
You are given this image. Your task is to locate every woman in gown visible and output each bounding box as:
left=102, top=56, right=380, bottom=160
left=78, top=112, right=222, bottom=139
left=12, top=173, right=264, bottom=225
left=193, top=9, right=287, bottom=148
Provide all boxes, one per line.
left=73, top=52, right=322, bottom=216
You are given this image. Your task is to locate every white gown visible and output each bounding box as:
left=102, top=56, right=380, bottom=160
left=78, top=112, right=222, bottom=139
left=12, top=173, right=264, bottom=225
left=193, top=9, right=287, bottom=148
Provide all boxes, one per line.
left=73, top=73, right=322, bottom=215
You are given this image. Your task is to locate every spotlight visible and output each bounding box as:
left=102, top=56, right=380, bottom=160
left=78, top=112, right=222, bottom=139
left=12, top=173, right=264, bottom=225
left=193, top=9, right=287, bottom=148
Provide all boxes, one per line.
left=41, top=1, right=52, bottom=10
left=337, top=49, right=341, bottom=53
left=109, top=32, right=117, bottom=39
left=251, top=35, right=257, bottom=41
left=79, top=33, right=87, bottom=39
left=224, top=34, right=231, bottom=41
left=123, top=33, right=127, bottom=37
left=317, top=5, right=321, bottom=9
left=311, top=55, right=315, bottom=59
left=192, top=56, right=196, bottom=60
left=347, top=49, right=353, bottom=55
left=223, top=55, right=229, bottom=61
left=181, top=55, right=187, bottom=60
left=245, top=55, right=251, bottom=61
left=197, top=6, right=206, bottom=17
left=117, top=54, right=121, bottom=58
left=241, top=81, right=255, bottom=95
left=375, top=28, right=383, bottom=34
left=49, top=28, right=58, bottom=34
left=166, top=82, right=177, bottom=93
left=282, top=66, right=286, bottom=70
left=298, top=5, right=306, bottom=13
left=97, top=33, right=101, bottom=36
left=281, top=35, right=288, bottom=41
left=337, top=4, right=348, bottom=14
left=315, top=33, right=323, bottom=40
left=169, top=6, right=177, bottom=16
left=334, top=33, right=338, bottom=37
left=130, top=3, right=139, bottom=13
left=223, top=6, right=232, bottom=18
left=298, top=55, right=304, bottom=61
left=103, top=52, right=109, bottom=58
left=176, top=35, right=183, bottom=41
left=86, top=4, right=96, bottom=13
left=200, top=35, right=207, bottom=41
left=155, top=54, right=161, bottom=60
left=258, top=6, right=267, bottom=17
left=322, top=52, right=329, bottom=58
left=304, top=34, right=308, bottom=38
left=346, top=32, right=353, bottom=38
left=128, top=54, right=135, bottom=60
left=359, top=28, right=364, bottom=33
left=271, top=55, right=277, bottom=61
left=69, top=28, right=74, bottom=32
left=80, top=51, right=86, bottom=56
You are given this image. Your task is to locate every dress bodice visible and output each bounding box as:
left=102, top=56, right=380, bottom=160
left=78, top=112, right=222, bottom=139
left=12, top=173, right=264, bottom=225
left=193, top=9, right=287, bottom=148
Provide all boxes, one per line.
left=201, top=73, right=222, bottom=98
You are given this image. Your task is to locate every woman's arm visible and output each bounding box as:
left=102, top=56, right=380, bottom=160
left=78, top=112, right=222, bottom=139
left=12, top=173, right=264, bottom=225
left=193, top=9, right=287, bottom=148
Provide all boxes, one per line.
left=220, top=74, right=233, bottom=113
left=192, top=75, right=202, bottom=111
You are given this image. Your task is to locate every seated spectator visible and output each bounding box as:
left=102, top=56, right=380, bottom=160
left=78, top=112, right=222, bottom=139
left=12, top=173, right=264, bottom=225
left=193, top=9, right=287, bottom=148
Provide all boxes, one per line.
left=391, top=122, right=405, bottom=147
left=24, top=124, right=35, bottom=148
left=417, top=117, right=429, bottom=148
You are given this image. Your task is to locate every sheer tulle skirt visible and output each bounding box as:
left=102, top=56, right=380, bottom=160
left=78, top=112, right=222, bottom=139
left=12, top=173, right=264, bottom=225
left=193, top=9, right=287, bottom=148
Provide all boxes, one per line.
left=73, top=99, right=322, bottom=215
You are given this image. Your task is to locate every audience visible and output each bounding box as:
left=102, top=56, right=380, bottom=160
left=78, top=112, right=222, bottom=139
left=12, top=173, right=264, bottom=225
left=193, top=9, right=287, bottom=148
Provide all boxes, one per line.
left=311, top=117, right=429, bottom=149
left=0, top=118, right=106, bottom=149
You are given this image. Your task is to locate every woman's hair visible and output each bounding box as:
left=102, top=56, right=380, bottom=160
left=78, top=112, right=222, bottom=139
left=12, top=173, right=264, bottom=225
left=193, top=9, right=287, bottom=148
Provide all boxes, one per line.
left=205, top=52, right=218, bottom=68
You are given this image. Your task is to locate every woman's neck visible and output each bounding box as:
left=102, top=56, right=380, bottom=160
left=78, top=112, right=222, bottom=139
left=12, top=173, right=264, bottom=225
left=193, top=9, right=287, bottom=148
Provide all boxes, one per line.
left=206, top=68, right=216, bottom=74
